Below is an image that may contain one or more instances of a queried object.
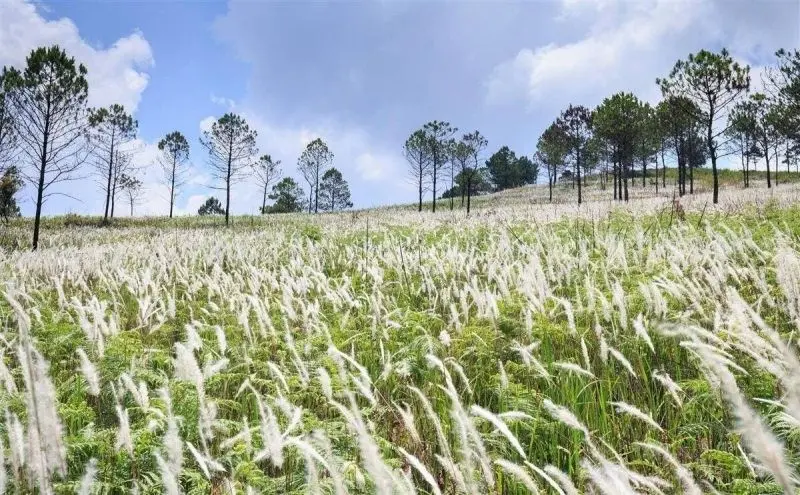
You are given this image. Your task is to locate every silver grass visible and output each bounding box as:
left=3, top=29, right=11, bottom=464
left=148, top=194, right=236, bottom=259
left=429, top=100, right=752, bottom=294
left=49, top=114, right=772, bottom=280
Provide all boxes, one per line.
left=77, top=458, right=97, bottom=495
left=553, top=361, right=595, bottom=379
left=398, top=446, right=442, bottom=495
left=408, top=387, right=451, bottom=459
left=114, top=403, right=133, bottom=454
left=635, top=442, right=701, bottom=495
left=632, top=314, right=655, bottom=353
left=495, top=459, right=539, bottom=494
left=0, top=429, right=5, bottom=495
left=525, top=463, right=568, bottom=495
left=76, top=349, right=100, bottom=396
left=610, top=401, right=663, bottom=432
left=498, top=360, right=509, bottom=389
left=155, top=453, right=180, bottom=495
left=608, top=346, right=636, bottom=378
left=470, top=404, right=527, bottom=458
left=699, top=348, right=797, bottom=494
left=543, top=464, right=580, bottom=495
left=652, top=369, right=683, bottom=408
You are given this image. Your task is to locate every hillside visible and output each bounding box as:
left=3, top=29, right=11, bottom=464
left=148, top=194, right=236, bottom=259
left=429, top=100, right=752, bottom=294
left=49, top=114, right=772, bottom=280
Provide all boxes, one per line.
left=0, top=169, right=799, bottom=493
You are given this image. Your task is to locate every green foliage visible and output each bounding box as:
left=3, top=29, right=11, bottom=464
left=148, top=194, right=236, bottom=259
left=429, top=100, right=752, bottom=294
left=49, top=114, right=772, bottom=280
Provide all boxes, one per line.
left=198, top=196, right=225, bottom=216
left=297, top=138, right=334, bottom=214
left=199, top=113, right=258, bottom=225
left=318, top=167, right=353, bottom=212
left=484, top=146, right=537, bottom=191
left=265, top=177, right=305, bottom=214
left=658, top=48, right=750, bottom=202
left=0, top=165, right=21, bottom=223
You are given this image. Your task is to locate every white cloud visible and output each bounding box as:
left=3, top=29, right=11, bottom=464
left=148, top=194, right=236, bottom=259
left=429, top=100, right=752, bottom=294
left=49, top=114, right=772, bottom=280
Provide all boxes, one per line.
left=486, top=0, right=706, bottom=108
left=0, top=0, right=154, bottom=112
left=210, top=94, right=236, bottom=110
left=241, top=111, right=402, bottom=184
left=356, top=152, right=397, bottom=181
left=199, top=116, right=216, bottom=134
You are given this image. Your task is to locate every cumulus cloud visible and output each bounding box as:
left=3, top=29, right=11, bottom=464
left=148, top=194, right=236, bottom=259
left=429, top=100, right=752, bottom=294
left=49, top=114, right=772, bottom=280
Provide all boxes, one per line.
left=486, top=0, right=707, bottom=108
left=485, top=0, right=798, bottom=111
left=0, top=0, right=154, bottom=112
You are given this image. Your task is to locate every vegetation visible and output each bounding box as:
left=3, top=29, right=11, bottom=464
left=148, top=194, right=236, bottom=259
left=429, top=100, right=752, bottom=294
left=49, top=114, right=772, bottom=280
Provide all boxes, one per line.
left=1, top=183, right=800, bottom=493
left=197, top=196, right=225, bottom=216
left=87, top=104, right=138, bottom=222
left=254, top=154, right=281, bottom=215
left=318, top=167, right=353, bottom=212
left=297, top=138, right=334, bottom=214
left=264, top=177, right=305, bottom=214
left=0, top=165, right=21, bottom=223
left=199, top=114, right=258, bottom=226
left=158, top=131, right=190, bottom=219
left=4, top=46, right=89, bottom=249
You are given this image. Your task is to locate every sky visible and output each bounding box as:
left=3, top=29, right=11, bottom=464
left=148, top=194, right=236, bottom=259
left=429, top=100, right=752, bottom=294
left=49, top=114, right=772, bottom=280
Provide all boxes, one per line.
left=1, top=0, right=798, bottom=216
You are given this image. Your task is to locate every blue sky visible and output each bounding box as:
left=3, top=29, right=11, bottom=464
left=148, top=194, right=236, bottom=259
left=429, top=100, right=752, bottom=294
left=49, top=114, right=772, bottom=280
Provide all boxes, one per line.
left=1, top=0, right=798, bottom=216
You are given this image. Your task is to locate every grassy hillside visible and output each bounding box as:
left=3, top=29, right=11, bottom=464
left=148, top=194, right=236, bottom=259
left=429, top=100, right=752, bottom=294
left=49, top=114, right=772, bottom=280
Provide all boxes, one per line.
left=0, top=178, right=798, bottom=493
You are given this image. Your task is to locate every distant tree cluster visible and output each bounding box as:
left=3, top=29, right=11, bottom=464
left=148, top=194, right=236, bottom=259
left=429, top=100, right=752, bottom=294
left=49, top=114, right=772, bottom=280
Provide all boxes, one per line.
left=404, top=123, right=495, bottom=214
left=0, top=44, right=356, bottom=248
left=531, top=48, right=800, bottom=206
left=404, top=49, right=800, bottom=212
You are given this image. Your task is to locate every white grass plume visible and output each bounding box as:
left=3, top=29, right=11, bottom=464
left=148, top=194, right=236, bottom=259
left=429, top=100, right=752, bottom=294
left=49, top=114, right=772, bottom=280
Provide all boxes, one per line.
left=495, top=459, right=539, bottom=493
left=610, top=401, right=663, bottom=432
left=635, top=442, right=701, bottom=495
left=115, top=403, right=133, bottom=454
left=525, top=462, right=567, bottom=495
left=553, top=361, right=595, bottom=379
left=77, top=458, right=98, bottom=495
left=608, top=346, right=637, bottom=378
left=76, top=349, right=100, bottom=396
left=470, top=404, right=527, bottom=458
left=700, top=348, right=797, bottom=494
left=398, top=446, right=442, bottom=495
left=652, top=369, right=683, bottom=408
left=542, top=399, right=589, bottom=437
left=155, top=453, right=180, bottom=495
left=632, top=314, right=655, bottom=353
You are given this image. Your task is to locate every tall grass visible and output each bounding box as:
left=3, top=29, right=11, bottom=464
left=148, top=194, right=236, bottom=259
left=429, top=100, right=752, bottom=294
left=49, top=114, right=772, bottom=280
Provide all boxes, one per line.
left=0, top=184, right=798, bottom=493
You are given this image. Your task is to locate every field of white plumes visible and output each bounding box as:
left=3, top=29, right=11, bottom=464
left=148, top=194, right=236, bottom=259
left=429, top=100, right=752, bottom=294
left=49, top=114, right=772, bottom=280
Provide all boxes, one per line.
left=1, top=183, right=800, bottom=494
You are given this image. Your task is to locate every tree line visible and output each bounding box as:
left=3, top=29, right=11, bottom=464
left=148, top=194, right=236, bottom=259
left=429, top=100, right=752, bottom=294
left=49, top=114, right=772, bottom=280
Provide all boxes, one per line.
left=406, top=48, right=800, bottom=211
left=0, top=45, right=354, bottom=249
left=403, top=124, right=541, bottom=214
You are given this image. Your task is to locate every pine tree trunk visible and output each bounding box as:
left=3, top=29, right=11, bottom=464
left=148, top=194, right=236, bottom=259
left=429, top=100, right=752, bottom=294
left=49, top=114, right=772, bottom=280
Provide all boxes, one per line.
left=576, top=148, right=582, bottom=205
left=432, top=152, right=437, bottom=213
left=466, top=174, right=472, bottom=215
left=765, top=141, right=772, bottom=188
left=642, top=158, right=646, bottom=188
left=169, top=155, right=176, bottom=218
left=111, top=171, right=118, bottom=218
left=418, top=172, right=423, bottom=212
left=623, top=162, right=629, bottom=202
left=103, top=138, right=115, bottom=222
left=225, top=142, right=232, bottom=227
left=314, top=165, right=319, bottom=213
left=33, top=129, right=48, bottom=251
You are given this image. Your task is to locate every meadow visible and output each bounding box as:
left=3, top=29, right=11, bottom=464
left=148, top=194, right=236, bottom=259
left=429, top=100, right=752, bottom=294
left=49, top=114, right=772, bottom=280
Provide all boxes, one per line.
left=1, top=178, right=800, bottom=494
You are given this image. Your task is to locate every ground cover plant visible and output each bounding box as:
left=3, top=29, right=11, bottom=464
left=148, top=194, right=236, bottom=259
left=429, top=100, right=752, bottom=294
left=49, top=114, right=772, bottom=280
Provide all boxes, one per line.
left=0, top=182, right=800, bottom=494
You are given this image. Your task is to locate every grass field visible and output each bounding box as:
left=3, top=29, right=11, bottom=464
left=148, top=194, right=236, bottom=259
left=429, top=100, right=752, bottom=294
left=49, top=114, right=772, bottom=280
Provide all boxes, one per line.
left=1, top=177, right=800, bottom=493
